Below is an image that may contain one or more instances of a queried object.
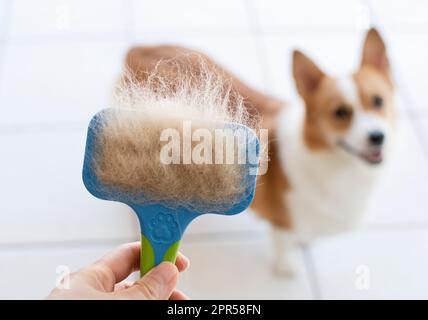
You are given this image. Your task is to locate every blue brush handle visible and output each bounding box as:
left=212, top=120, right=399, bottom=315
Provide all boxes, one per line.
left=130, top=204, right=198, bottom=276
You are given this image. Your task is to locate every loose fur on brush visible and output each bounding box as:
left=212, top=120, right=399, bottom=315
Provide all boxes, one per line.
left=92, top=56, right=260, bottom=211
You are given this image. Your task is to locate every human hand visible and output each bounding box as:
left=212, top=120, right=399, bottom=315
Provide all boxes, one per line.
left=47, top=242, right=189, bottom=300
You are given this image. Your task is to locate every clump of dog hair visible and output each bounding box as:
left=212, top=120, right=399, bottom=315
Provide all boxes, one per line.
left=92, top=55, right=259, bottom=211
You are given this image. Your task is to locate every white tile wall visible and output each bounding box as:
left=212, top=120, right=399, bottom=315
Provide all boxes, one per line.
left=254, top=0, right=364, bottom=30
left=133, top=0, right=250, bottom=34
left=370, top=0, right=428, bottom=29
left=0, top=130, right=139, bottom=244
left=0, top=0, right=11, bottom=77
left=387, top=33, right=428, bottom=110
left=0, top=41, right=129, bottom=126
left=0, top=0, right=11, bottom=39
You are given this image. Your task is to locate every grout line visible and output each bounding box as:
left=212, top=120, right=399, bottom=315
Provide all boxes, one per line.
left=0, top=237, right=138, bottom=252
left=366, top=221, right=428, bottom=232
left=302, top=245, right=322, bottom=300
left=255, top=26, right=370, bottom=36
left=124, top=0, right=137, bottom=44
left=2, top=220, right=428, bottom=252
left=183, top=229, right=266, bottom=243
left=5, top=25, right=423, bottom=48
left=0, top=122, right=88, bottom=134
left=6, top=30, right=253, bottom=45
left=4, top=32, right=133, bottom=45
left=3, top=27, right=377, bottom=47
left=0, top=229, right=266, bottom=252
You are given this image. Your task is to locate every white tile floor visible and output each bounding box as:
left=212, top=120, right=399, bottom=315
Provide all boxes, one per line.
left=0, top=0, right=427, bottom=299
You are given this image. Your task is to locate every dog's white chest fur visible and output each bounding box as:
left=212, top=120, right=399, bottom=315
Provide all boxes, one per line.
left=276, top=103, right=381, bottom=243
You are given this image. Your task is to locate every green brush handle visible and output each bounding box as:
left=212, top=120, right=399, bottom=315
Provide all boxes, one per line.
left=140, top=234, right=181, bottom=277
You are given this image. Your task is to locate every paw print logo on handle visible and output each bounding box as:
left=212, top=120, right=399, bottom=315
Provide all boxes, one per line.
left=149, top=212, right=179, bottom=243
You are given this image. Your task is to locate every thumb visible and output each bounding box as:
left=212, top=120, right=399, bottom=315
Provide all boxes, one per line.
left=114, top=262, right=179, bottom=300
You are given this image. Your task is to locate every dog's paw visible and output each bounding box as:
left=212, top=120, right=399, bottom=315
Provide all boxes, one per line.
left=272, top=256, right=297, bottom=277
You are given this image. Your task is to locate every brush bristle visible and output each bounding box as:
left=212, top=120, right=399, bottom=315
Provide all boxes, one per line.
left=92, top=54, right=259, bottom=211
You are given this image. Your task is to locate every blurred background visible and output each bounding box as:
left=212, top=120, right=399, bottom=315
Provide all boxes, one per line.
left=0, top=0, right=428, bottom=299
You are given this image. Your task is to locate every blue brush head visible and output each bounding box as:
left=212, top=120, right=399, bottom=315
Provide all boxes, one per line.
left=82, top=108, right=260, bottom=273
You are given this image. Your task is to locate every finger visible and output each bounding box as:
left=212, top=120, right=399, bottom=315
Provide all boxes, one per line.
left=113, top=262, right=179, bottom=300
left=85, top=242, right=140, bottom=290
left=175, top=252, right=190, bottom=272
left=169, top=289, right=189, bottom=300
left=85, top=242, right=187, bottom=291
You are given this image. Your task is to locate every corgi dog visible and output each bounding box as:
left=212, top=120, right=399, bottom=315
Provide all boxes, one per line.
left=252, top=28, right=396, bottom=275
left=122, top=28, right=396, bottom=276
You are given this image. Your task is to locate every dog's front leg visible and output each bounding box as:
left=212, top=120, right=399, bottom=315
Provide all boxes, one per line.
left=271, top=226, right=299, bottom=276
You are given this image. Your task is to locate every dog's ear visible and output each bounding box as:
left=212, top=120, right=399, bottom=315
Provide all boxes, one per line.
left=293, top=50, right=325, bottom=98
left=360, top=28, right=391, bottom=79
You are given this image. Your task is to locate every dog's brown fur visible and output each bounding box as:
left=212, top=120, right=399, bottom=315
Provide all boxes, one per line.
left=124, top=46, right=283, bottom=130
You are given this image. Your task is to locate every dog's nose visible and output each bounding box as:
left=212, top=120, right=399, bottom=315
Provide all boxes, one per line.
left=368, top=131, right=385, bottom=146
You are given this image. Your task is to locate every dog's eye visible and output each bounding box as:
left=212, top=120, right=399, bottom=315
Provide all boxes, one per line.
left=334, top=105, right=352, bottom=119
left=373, top=95, right=383, bottom=108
